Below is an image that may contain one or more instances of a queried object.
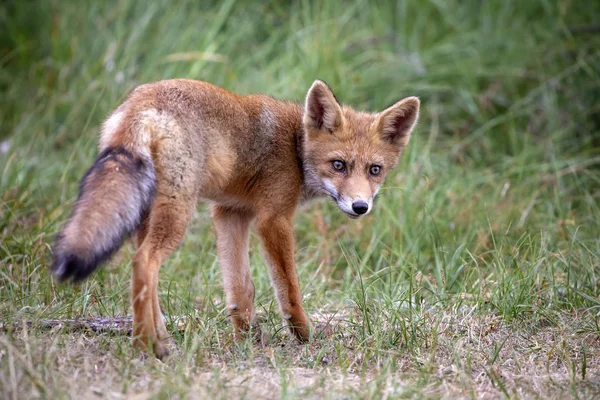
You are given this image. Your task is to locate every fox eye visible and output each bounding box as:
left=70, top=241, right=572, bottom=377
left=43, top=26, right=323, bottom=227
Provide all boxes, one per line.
left=332, top=160, right=346, bottom=172
left=369, top=165, right=381, bottom=176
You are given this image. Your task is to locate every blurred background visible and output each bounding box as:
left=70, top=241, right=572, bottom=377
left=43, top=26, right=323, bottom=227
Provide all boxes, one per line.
left=1, top=1, right=600, bottom=397
left=2, top=0, right=599, bottom=316
left=2, top=0, right=600, bottom=316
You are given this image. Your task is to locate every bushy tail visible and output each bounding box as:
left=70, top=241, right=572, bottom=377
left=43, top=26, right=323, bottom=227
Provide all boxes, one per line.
left=51, top=146, right=156, bottom=282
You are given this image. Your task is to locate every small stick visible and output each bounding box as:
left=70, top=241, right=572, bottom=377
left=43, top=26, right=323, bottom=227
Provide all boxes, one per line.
left=1, top=316, right=190, bottom=335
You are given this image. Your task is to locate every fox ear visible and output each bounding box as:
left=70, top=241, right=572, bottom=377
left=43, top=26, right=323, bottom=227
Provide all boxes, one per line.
left=303, top=80, right=343, bottom=133
left=376, top=97, right=420, bottom=147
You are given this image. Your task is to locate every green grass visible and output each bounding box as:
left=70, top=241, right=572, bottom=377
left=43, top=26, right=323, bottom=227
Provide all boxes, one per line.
left=1, top=0, right=600, bottom=398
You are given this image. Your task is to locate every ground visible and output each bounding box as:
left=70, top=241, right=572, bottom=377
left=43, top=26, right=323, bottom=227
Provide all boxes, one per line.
left=3, top=309, right=599, bottom=398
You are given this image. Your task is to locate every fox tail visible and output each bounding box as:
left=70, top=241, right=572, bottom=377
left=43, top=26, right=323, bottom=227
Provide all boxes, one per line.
left=51, top=123, right=156, bottom=281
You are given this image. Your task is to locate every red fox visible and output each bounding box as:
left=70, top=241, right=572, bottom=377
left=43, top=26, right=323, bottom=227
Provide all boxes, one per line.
left=51, top=79, right=420, bottom=358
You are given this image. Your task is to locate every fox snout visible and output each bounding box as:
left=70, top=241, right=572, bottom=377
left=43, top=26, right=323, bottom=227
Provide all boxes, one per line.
left=334, top=193, right=374, bottom=219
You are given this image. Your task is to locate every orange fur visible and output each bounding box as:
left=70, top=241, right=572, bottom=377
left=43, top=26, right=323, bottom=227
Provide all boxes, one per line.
left=51, top=79, right=420, bottom=358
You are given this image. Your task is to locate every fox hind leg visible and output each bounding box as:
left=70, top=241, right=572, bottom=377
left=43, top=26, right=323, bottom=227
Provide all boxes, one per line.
left=135, top=216, right=169, bottom=344
left=132, top=194, right=195, bottom=359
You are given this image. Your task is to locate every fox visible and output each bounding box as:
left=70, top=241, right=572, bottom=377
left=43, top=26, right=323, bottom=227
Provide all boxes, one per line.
left=51, top=79, right=420, bottom=359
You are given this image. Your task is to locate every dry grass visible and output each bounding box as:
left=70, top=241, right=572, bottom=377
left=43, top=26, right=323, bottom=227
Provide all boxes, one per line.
left=2, top=309, right=599, bottom=399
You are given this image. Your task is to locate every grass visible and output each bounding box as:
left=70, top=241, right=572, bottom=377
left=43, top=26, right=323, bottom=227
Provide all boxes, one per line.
left=1, top=0, right=600, bottom=398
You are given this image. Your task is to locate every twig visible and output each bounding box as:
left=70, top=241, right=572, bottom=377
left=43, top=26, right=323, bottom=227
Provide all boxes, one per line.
left=2, top=316, right=191, bottom=335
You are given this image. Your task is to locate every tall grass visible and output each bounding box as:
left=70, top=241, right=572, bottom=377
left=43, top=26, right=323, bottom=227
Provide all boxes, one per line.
left=1, top=0, right=599, bottom=398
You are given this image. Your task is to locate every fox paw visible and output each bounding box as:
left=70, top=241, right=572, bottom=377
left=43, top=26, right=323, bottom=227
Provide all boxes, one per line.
left=285, top=314, right=311, bottom=342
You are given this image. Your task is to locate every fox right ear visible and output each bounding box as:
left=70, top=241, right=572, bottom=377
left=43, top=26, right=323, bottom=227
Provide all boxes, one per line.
left=303, top=80, right=343, bottom=133
left=376, top=97, right=420, bottom=148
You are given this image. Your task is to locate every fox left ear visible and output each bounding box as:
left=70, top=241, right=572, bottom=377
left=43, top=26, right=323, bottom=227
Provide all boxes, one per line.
left=376, top=97, right=420, bottom=147
left=303, top=80, right=343, bottom=133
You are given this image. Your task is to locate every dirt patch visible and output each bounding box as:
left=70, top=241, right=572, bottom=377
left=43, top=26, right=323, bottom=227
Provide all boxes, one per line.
left=1, top=309, right=599, bottom=399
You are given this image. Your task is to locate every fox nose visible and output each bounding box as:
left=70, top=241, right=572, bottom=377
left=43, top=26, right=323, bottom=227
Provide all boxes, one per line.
left=352, top=201, right=369, bottom=215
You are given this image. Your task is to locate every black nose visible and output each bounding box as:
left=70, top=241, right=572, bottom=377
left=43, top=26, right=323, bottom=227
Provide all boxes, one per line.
left=352, top=201, right=369, bottom=215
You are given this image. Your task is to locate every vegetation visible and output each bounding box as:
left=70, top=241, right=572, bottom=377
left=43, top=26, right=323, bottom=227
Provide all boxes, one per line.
left=1, top=0, right=599, bottom=398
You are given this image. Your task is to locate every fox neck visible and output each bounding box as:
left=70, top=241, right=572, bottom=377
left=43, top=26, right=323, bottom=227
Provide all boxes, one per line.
left=294, top=129, right=330, bottom=203
left=244, top=96, right=328, bottom=204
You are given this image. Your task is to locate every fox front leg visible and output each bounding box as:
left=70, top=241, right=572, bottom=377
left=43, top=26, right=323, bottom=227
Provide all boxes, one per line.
left=212, top=205, right=261, bottom=340
left=256, top=213, right=311, bottom=341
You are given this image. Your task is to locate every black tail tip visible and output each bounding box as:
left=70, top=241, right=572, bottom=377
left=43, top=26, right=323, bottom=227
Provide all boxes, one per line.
left=51, top=253, right=98, bottom=283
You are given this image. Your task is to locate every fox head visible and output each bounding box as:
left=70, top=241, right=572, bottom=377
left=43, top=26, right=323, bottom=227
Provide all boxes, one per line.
left=302, top=80, right=420, bottom=218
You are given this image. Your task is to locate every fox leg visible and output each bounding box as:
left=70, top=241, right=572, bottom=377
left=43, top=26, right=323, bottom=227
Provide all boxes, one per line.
left=134, top=217, right=168, bottom=341
left=211, top=206, right=259, bottom=339
left=256, top=213, right=310, bottom=341
left=132, top=194, right=194, bottom=359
